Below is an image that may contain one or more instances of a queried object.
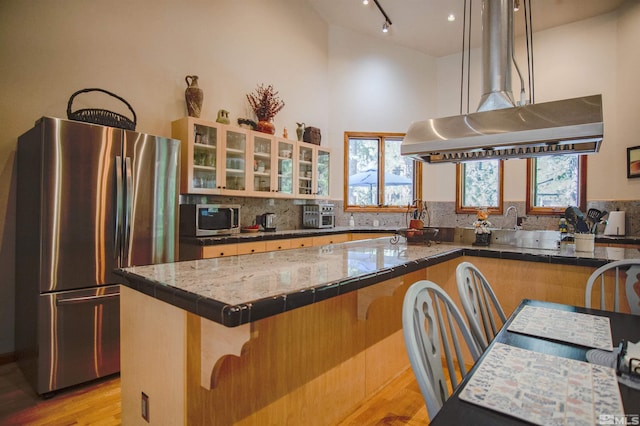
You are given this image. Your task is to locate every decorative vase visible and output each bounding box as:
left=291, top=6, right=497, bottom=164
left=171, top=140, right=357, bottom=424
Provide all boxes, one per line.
left=296, top=122, right=305, bottom=141
left=185, top=75, right=203, bottom=118
left=216, top=109, right=230, bottom=124
left=257, top=119, right=275, bottom=135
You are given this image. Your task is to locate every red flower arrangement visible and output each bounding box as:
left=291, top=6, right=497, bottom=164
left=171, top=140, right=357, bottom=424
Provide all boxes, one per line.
left=246, top=84, right=285, bottom=123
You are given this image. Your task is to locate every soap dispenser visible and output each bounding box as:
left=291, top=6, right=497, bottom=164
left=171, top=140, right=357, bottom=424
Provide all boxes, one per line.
left=349, top=213, right=355, bottom=228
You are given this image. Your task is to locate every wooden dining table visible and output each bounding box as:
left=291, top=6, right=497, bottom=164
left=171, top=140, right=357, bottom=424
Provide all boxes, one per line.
left=430, top=299, right=640, bottom=425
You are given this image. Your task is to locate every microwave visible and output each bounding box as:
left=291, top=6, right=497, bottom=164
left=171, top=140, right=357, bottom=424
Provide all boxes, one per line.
left=180, top=204, right=241, bottom=237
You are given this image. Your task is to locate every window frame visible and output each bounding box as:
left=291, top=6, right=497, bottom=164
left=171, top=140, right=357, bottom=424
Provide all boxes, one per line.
left=344, top=132, right=422, bottom=213
left=525, top=155, right=587, bottom=215
left=455, top=160, right=504, bottom=215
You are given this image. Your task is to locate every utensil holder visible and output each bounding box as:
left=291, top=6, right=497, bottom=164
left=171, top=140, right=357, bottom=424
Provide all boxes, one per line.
left=574, top=233, right=595, bottom=252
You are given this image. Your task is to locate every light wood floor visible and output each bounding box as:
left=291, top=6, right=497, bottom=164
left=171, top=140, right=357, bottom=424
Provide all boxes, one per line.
left=0, top=361, right=429, bottom=425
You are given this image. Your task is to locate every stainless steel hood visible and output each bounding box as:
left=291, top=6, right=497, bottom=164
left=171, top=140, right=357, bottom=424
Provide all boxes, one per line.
left=402, top=94, right=603, bottom=163
left=402, top=0, right=604, bottom=163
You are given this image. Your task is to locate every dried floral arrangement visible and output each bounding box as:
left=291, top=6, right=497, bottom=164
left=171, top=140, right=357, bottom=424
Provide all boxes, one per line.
left=246, top=84, right=285, bottom=122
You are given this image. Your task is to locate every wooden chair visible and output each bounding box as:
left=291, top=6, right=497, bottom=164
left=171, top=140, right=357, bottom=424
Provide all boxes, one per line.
left=585, top=259, right=640, bottom=314
left=402, top=280, right=481, bottom=420
left=455, top=261, right=507, bottom=351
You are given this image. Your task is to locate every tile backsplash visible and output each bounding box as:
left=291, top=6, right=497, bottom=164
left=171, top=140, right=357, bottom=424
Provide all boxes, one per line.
left=179, top=195, right=640, bottom=236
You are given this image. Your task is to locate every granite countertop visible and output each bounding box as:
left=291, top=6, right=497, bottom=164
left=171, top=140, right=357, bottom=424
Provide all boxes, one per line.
left=117, top=237, right=640, bottom=328
left=180, top=226, right=640, bottom=246
left=179, top=226, right=397, bottom=245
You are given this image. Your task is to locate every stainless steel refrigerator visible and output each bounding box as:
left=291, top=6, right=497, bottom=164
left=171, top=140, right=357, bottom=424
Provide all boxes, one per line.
left=15, top=116, right=180, bottom=395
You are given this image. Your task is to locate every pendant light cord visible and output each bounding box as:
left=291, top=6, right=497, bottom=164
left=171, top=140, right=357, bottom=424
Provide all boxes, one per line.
left=524, top=0, right=535, bottom=104
left=459, top=0, right=472, bottom=114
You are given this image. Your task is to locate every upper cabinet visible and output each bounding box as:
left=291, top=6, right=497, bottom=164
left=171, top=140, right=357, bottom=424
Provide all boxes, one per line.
left=172, top=117, right=221, bottom=194
left=296, top=141, right=331, bottom=199
left=172, top=117, right=329, bottom=199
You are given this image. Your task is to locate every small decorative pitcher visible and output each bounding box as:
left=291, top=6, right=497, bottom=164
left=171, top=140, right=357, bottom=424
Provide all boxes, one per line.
left=185, top=75, right=203, bottom=118
left=296, top=122, right=305, bottom=141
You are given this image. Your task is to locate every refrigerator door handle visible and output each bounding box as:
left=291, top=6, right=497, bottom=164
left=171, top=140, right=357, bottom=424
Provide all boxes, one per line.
left=123, top=157, right=133, bottom=266
left=55, top=292, right=120, bottom=306
left=115, top=156, right=123, bottom=265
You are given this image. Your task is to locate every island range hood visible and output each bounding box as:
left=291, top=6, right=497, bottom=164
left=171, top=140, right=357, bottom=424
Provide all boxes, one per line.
left=401, top=0, right=604, bottom=163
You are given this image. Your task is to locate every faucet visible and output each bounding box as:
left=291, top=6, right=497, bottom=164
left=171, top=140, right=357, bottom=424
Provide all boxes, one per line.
left=504, top=205, right=519, bottom=230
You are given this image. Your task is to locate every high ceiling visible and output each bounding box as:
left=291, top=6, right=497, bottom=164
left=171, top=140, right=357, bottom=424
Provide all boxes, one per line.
left=307, top=0, right=626, bottom=57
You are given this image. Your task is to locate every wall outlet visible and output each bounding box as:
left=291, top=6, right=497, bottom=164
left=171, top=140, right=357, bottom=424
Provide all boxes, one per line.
left=141, top=392, right=150, bottom=422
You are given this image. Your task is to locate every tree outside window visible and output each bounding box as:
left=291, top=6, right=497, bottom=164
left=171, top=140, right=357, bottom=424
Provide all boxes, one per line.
left=344, top=132, right=421, bottom=211
left=456, top=160, right=504, bottom=214
left=526, top=155, right=587, bottom=215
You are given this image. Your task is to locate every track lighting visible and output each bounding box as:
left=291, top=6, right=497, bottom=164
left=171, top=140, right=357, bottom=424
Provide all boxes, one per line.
left=371, top=0, right=392, bottom=33
left=514, top=0, right=520, bottom=11
left=362, top=0, right=369, bottom=5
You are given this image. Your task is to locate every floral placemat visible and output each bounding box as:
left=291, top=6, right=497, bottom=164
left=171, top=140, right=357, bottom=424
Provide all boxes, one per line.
left=507, top=305, right=613, bottom=351
left=459, top=343, right=624, bottom=426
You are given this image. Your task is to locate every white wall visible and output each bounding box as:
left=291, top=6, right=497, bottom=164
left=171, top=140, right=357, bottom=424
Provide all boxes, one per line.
left=327, top=25, right=437, bottom=199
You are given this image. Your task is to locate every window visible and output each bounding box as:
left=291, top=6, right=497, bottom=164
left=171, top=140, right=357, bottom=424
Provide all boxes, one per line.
left=526, top=155, right=587, bottom=215
left=456, top=160, right=504, bottom=214
left=344, top=132, right=422, bottom=211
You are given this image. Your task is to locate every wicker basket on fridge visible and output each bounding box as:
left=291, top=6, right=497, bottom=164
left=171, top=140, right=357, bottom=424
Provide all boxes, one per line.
left=67, top=88, right=137, bottom=130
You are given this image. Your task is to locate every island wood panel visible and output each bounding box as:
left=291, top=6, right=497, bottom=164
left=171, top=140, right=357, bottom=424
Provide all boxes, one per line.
left=120, top=286, right=187, bottom=426
left=184, top=271, right=425, bottom=425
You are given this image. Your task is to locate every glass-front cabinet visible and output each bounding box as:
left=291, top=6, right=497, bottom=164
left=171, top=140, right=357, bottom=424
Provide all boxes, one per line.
left=172, top=117, right=222, bottom=194
left=316, top=147, right=330, bottom=198
left=251, top=133, right=274, bottom=194
left=172, top=117, right=329, bottom=199
left=223, top=127, right=249, bottom=192
left=276, top=138, right=294, bottom=197
left=296, top=141, right=331, bottom=199
left=297, top=143, right=314, bottom=198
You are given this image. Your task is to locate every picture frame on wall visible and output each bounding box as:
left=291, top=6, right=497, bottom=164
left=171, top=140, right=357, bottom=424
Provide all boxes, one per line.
left=628, top=145, right=640, bottom=178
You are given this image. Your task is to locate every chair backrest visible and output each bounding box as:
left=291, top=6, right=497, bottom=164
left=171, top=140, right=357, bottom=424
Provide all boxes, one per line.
left=455, top=261, right=507, bottom=350
left=402, top=280, right=481, bottom=420
left=585, top=259, right=640, bottom=314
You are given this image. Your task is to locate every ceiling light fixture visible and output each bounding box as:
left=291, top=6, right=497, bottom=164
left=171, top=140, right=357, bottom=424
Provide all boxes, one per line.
left=372, top=0, right=392, bottom=33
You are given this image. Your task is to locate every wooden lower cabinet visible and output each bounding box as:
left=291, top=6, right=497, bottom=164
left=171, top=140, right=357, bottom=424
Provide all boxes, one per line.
left=290, top=237, right=314, bottom=249
left=264, top=239, right=291, bottom=251
left=236, top=241, right=266, bottom=255
left=181, top=232, right=383, bottom=260
left=350, top=233, right=394, bottom=241
left=201, top=244, right=238, bottom=259
left=312, top=234, right=350, bottom=246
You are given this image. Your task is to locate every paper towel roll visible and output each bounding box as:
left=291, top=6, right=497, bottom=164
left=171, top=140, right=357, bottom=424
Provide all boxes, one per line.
left=604, top=211, right=625, bottom=236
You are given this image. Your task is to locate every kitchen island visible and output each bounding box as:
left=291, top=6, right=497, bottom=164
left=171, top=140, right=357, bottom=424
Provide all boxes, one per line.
left=117, top=237, right=640, bottom=425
